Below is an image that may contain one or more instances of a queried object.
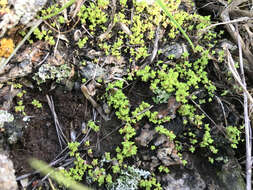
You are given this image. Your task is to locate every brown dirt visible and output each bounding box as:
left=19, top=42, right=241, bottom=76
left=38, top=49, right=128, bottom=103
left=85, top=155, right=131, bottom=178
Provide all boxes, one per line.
left=9, top=84, right=91, bottom=175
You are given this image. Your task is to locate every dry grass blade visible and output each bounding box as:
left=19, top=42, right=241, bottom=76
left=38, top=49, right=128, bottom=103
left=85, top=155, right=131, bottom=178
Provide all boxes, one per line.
left=30, top=159, right=92, bottom=190
left=81, top=84, right=109, bottom=121
left=236, top=24, right=252, bottom=190
left=225, top=48, right=253, bottom=105
left=0, top=20, right=43, bottom=73
left=200, top=17, right=253, bottom=33
left=46, top=94, right=68, bottom=149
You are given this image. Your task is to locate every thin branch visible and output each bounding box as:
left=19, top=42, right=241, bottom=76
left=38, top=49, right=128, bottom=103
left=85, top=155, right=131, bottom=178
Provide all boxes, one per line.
left=225, top=48, right=253, bottom=105
left=236, top=24, right=252, bottom=190
left=46, top=95, right=68, bottom=149
left=0, top=20, right=43, bottom=73
left=200, top=17, right=253, bottom=33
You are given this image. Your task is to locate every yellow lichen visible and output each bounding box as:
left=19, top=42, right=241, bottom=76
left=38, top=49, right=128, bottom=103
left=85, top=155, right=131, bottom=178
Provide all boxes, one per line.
left=0, top=0, right=9, bottom=14
left=0, top=0, right=7, bottom=7
left=0, top=38, right=14, bottom=58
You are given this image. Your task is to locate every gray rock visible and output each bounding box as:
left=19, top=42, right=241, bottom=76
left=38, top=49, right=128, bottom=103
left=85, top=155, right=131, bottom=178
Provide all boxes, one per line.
left=4, top=117, right=26, bottom=145
left=163, top=172, right=206, bottom=190
left=0, top=153, right=18, bottom=190
left=217, top=158, right=245, bottom=190
left=0, top=0, right=47, bottom=37
left=162, top=43, right=184, bottom=59
left=80, top=62, right=107, bottom=80
left=177, top=153, right=246, bottom=190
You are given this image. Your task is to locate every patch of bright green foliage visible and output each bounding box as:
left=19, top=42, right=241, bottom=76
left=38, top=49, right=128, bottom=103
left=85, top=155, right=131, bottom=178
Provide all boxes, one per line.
left=226, top=125, right=242, bottom=149
left=32, top=0, right=244, bottom=189
left=31, top=99, right=42, bottom=109
left=62, top=142, right=162, bottom=190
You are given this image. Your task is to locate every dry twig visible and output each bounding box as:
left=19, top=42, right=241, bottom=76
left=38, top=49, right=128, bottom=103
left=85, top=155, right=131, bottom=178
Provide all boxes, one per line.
left=236, top=24, right=252, bottom=190
left=81, top=84, right=109, bottom=121
left=224, top=22, right=252, bottom=189
left=46, top=94, right=68, bottom=149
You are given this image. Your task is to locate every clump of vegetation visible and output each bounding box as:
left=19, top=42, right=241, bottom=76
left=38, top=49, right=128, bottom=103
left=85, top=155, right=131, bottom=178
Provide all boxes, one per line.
left=226, top=125, right=242, bottom=149
left=31, top=99, right=42, bottom=109
left=46, top=1, right=241, bottom=189
left=21, top=0, right=245, bottom=189
left=33, top=27, right=55, bottom=45
left=13, top=83, right=27, bottom=115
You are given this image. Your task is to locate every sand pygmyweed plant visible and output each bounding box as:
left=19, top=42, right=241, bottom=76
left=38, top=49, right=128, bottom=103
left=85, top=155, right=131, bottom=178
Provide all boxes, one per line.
left=78, top=0, right=108, bottom=34
left=226, top=125, right=242, bottom=149
left=31, top=99, right=43, bottom=109
left=87, top=120, right=100, bottom=132
left=29, top=0, right=236, bottom=189
left=33, top=27, right=55, bottom=45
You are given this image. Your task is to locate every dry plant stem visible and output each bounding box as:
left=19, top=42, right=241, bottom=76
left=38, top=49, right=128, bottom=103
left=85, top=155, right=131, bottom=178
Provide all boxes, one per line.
left=220, top=0, right=253, bottom=80
left=98, top=0, right=116, bottom=41
left=215, top=95, right=228, bottom=127
left=48, top=178, right=57, bottom=190
left=46, top=95, right=68, bottom=149
left=150, top=24, right=160, bottom=63
left=0, top=19, right=43, bottom=73
left=200, top=17, right=253, bottom=33
left=225, top=48, right=253, bottom=105
left=142, top=23, right=160, bottom=68
left=236, top=24, right=252, bottom=190
left=72, top=0, right=85, bottom=18
left=81, top=84, right=109, bottom=121
left=190, top=97, right=227, bottom=136
left=32, top=172, right=52, bottom=190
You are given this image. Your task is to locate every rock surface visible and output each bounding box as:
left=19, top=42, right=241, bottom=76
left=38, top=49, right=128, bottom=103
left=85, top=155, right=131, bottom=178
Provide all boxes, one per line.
left=161, top=153, right=246, bottom=190
left=0, top=153, right=17, bottom=190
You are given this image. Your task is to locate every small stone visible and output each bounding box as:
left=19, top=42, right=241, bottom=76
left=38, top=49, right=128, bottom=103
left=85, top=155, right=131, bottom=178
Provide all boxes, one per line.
left=0, top=153, right=18, bottom=190
left=162, top=43, right=184, bottom=59
left=65, top=79, right=75, bottom=91
left=103, top=103, right=111, bottom=114
left=80, top=62, right=107, bottom=80
left=153, top=135, right=168, bottom=146
left=157, top=141, right=181, bottom=166
left=4, top=118, right=25, bottom=145
left=162, top=172, right=206, bottom=190
left=20, top=178, right=28, bottom=188
left=135, top=124, right=156, bottom=147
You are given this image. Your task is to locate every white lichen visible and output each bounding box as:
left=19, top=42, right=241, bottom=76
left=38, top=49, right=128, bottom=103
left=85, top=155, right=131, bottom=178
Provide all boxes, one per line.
left=33, top=64, right=71, bottom=85
left=0, top=110, right=14, bottom=129
left=108, top=166, right=150, bottom=190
